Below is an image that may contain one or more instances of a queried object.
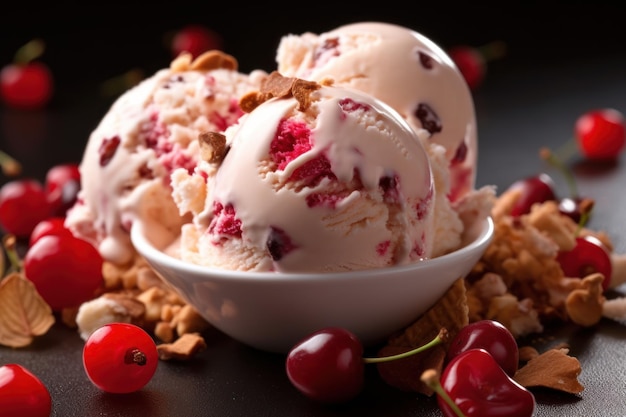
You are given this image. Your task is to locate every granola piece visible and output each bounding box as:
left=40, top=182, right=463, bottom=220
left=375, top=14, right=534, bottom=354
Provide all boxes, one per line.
left=565, top=273, right=605, bottom=326
left=75, top=292, right=146, bottom=340
left=157, top=333, right=207, bottom=361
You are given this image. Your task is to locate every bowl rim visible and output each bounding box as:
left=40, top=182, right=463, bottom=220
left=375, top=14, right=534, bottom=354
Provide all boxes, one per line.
left=131, top=216, right=494, bottom=283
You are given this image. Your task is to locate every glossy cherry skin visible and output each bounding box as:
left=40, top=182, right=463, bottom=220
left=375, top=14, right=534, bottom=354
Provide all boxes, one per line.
left=23, top=234, right=104, bottom=311
left=0, top=61, right=53, bottom=110
left=447, top=320, right=519, bottom=377
left=557, top=235, right=612, bottom=291
left=438, top=349, right=536, bottom=417
left=0, top=178, right=51, bottom=238
left=45, top=163, right=81, bottom=217
left=83, top=323, right=158, bottom=394
left=506, top=173, right=556, bottom=217
left=0, top=364, right=52, bottom=417
left=29, top=216, right=73, bottom=247
left=286, top=327, right=364, bottom=403
left=575, top=108, right=625, bottom=160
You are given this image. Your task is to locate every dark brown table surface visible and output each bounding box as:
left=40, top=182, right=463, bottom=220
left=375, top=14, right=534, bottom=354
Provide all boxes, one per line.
left=1, top=5, right=626, bottom=416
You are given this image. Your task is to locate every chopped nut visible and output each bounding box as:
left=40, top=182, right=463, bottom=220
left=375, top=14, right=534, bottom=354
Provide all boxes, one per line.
left=518, top=345, right=539, bottom=362
left=171, top=304, right=210, bottom=336
left=514, top=348, right=584, bottom=394
left=198, top=131, right=228, bottom=163
left=157, top=333, right=207, bottom=361
left=565, top=272, right=605, bottom=326
left=154, top=321, right=175, bottom=343
left=238, top=71, right=321, bottom=113
left=190, top=50, right=238, bottom=71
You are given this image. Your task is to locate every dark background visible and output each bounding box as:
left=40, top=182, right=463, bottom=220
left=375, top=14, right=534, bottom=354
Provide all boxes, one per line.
left=2, top=4, right=626, bottom=417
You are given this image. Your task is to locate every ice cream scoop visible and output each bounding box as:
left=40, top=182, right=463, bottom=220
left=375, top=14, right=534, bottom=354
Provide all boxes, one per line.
left=65, top=51, right=267, bottom=265
left=276, top=21, right=477, bottom=203
left=172, top=74, right=436, bottom=272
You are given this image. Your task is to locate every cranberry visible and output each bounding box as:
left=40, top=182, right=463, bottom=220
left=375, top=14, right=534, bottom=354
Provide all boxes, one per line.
left=23, top=234, right=104, bottom=311
left=83, top=323, right=158, bottom=393
left=0, top=178, right=51, bottom=238
left=447, top=320, right=519, bottom=377
left=575, top=108, right=625, bottom=160
left=0, top=364, right=51, bottom=417
left=448, top=46, right=486, bottom=90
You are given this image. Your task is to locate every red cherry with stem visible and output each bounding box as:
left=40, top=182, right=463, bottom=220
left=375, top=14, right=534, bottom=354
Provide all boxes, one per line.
left=83, top=323, right=158, bottom=394
left=448, top=41, right=506, bottom=90
left=29, top=216, right=73, bottom=247
left=505, top=173, right=557, bottom=217
left=575, top=108, right=625, bottom=160
left=44, top=162, right=81, bottom=217
left=0, top=364, right=52, bottom=417
left=286, top=327, right=446, bottom=403
left=557, top=235, right=612, bottom=291
left=0, top=178, right=51, bottom=238
left=0, top=39, right=53, bottom=110
left=23, top=234, right=104, bottom=310
left=446, top=320, right=519, bottom=377
left=435, top=349, right=536, bottom=417
left=171, top=24, right=223, bottom=59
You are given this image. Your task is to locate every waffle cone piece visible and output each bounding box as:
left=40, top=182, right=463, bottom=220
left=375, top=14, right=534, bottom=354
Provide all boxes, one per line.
left=376, top=278, right=469, bottom=395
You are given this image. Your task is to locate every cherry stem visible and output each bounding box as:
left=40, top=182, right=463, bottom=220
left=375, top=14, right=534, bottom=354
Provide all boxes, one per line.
left=362, top=328, right=448, bottom=364
left=14, top=39, right=45, bottom=65
left=421, top=369, right=467, bottom=417
left=478, top=40, right=507, bottom=62
left=2, top=235, right=22, bottom=274
left=124, top=348, right=147, bottom=366
left=100, top=68, right=144, bottom=98
left=0, top=150, right=22, bottom=177
left=540, top=147, right=579, bottom=198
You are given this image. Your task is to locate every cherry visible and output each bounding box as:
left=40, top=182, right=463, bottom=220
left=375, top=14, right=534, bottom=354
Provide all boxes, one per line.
left=0, top=364, right=52, bottom=417
left=44, top=162, right=81, bottom=217
left=446, top=320, right=519, bottom=377
left=171, top=24, right=223, bottom=59
left=0, top=178, right=51, bottom=238
left=448, top=41, right=506, bottom=90
left=575, top=108, right=625, bottom=160
left=23, top=233, right=104, bottom=311
left=0, top=39, right=53, bottom=110
left=83, top=323, right=158, bottom=394
left=286, top=327, right=365, bottom=403
left=437, top=349, right=535, bottom=417
left=29, top=216, right=73, bottom=247
left=505, top=173, right=556, bottom=217
left=557, top=235, right=612, bottom=291
left=286, top=327, right=446, bottom=403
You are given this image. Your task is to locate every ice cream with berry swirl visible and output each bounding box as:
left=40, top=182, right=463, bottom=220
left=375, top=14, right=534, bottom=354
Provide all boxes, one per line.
left=65, top=51, right=267, bottom=265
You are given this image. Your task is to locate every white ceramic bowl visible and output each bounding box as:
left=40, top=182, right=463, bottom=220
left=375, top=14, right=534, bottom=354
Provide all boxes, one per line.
left=131, top=216, right=494, bottom=354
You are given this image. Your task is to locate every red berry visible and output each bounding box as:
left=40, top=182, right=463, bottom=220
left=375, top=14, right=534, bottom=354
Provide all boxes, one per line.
left=23, top=234, right=104, bottom=310
left=438, top=349, right=536, bottom=417
left=447, top=320, right=519, bottom=377
left=448, top=46, right=485, bottom=90
left=0, top=178, right=51, bottom=238
left=44, top=162, right=81, bottom=217
left=286, top=327, right=364, bottom=403
left=83, top=323, right=158, bottom=394
left=505, top=173, right=557, bottom=217
left=0, top=364, right=52, bottom=417
left=171, top=24, right=223, bottom=59
left=0, top=61, right=53, bottom=110
left=575, top=108, right=626, bottom=160
left=29, top=216, right=73, bottom=247
left=557, top=235, right=612, bottom=291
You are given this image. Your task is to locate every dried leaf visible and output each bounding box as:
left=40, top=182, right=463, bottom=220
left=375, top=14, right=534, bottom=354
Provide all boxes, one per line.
left=0, top=272, right=55, bottom=347
left=514, top=348, right=584, bottom=394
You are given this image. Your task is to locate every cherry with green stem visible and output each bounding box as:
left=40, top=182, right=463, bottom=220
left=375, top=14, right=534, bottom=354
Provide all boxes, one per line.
left=285, top=327, right=448, bottom=404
